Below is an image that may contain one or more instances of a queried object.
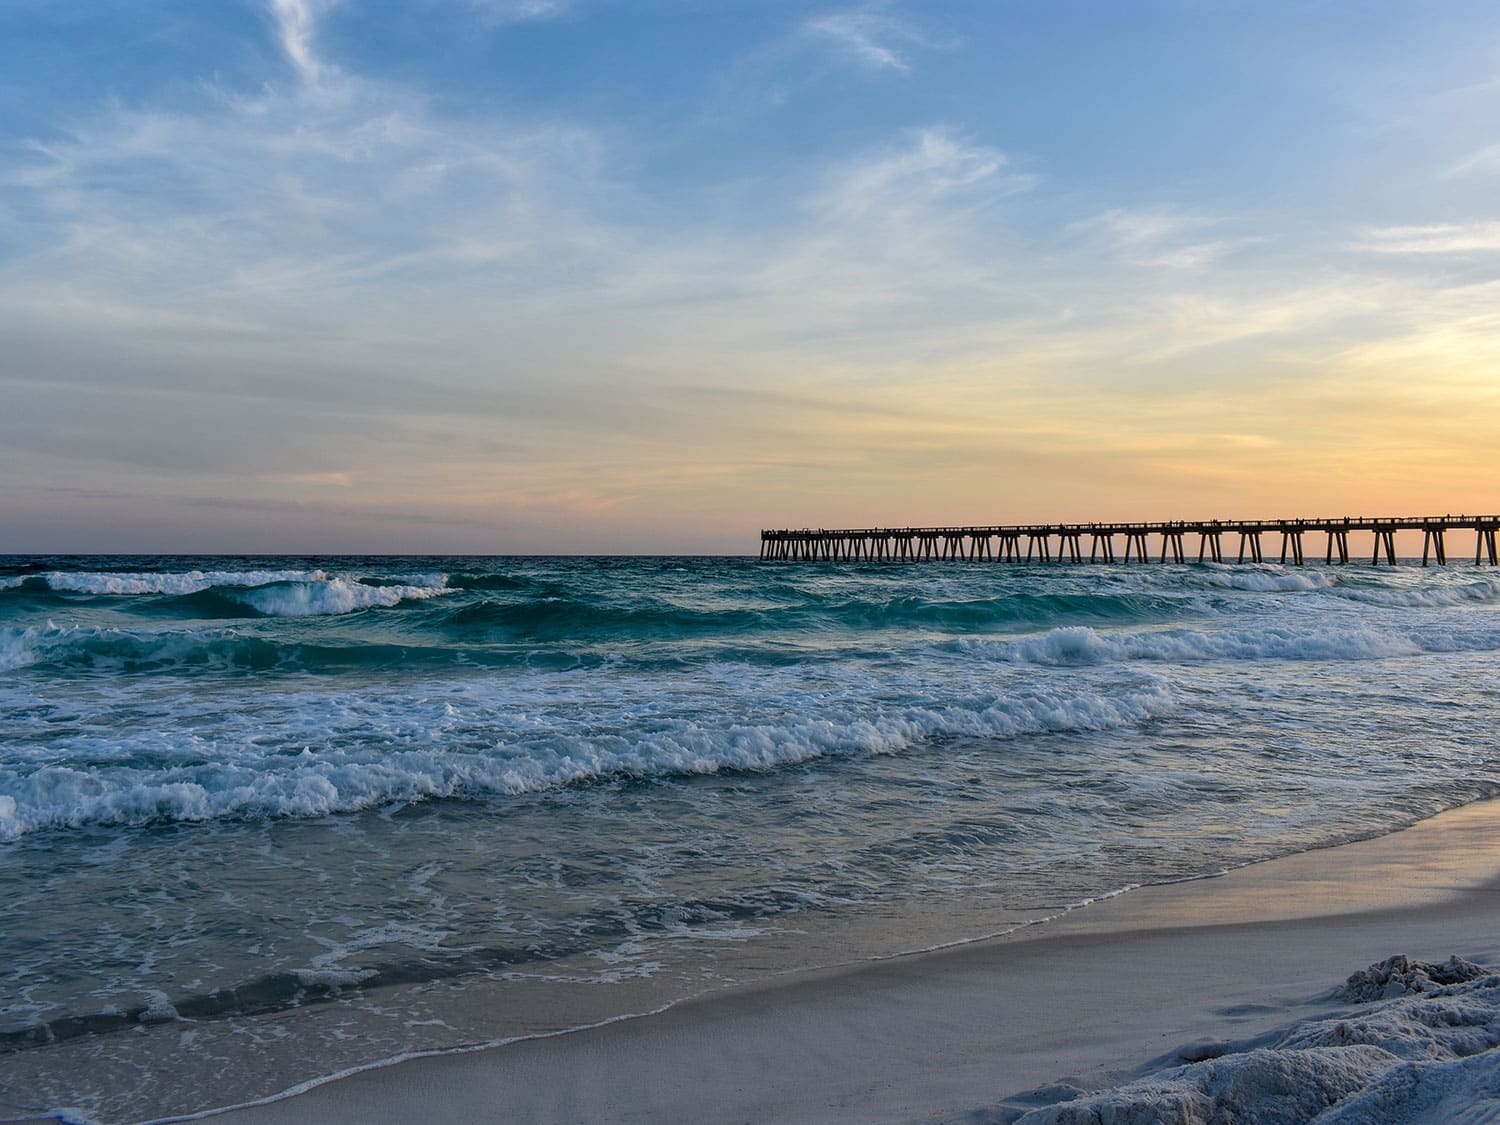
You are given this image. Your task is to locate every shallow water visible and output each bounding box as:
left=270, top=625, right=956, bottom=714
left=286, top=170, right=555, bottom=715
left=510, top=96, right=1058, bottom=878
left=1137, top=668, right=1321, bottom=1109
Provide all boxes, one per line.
left=2, top=555, right=1498, bottom=1121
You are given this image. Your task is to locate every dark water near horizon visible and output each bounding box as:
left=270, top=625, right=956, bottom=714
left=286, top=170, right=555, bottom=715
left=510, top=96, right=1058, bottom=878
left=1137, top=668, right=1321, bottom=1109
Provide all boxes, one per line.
left=3, top=554, right=1499, bottom=1122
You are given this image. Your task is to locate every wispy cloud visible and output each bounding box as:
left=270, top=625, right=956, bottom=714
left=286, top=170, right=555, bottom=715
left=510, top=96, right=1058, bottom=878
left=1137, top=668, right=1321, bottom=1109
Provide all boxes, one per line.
left=269, top=0, right=334, bottom=84
left=817, top=127, right=1035, bottom=218
left=1356, top=222, right=1500, bottom=254
left=804, top=8, right=927, bottom=73
left=3, top=36, right=614, bottom=316
left=708, top=127, right=1044, bottom=356
left=1073, top=208, right=1252, bottom=270
left=257, top=471, right=356, bottom=487
left=1079, top=208, right=1203, bottom=248
left=1445, top=142, right=1500, bottom=178
left=465, top=0, right=572, bottom=27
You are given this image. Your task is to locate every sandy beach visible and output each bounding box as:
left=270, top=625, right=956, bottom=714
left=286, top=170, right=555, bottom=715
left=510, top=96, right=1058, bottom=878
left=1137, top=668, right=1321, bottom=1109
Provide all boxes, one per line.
left=192, top=799, right=1500, bottom=1124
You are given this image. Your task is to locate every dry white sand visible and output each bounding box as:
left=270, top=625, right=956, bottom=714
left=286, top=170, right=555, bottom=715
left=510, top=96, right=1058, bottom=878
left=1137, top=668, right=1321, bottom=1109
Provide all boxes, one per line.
left=190, top=801, right=1500, bottom=1123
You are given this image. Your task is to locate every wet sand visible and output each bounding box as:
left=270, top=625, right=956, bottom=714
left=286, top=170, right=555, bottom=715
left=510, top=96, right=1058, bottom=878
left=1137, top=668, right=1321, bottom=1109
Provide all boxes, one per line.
left=201, top=799, right=1500, bottom=1124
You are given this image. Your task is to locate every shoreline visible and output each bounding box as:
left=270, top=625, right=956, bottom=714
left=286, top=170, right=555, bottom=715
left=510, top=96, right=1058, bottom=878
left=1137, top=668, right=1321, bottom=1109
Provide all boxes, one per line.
left=190, top=798, right=1500, bottom=1125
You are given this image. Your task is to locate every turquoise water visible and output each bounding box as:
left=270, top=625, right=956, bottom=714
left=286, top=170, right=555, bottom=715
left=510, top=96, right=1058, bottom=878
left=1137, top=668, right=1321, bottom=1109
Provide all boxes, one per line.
left=3, top=555, right=1499, bottom=1121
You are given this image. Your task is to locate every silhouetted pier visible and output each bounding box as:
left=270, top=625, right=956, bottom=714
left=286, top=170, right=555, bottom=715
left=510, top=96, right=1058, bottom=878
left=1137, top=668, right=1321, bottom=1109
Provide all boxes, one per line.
left=760, top=516, right=1500, bottom=566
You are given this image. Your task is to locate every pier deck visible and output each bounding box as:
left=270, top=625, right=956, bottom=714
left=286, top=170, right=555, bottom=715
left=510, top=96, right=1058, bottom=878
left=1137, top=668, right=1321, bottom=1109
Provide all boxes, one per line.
left=760, top=516, right=1500, bottom=565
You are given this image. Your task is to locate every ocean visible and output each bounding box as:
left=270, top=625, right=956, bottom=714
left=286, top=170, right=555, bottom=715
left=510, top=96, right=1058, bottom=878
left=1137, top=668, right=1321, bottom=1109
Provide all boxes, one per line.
left=3, top=554, right=1498, bottom=1122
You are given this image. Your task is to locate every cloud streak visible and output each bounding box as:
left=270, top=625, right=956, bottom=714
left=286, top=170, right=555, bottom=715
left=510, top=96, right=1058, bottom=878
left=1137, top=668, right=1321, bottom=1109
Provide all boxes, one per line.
left=465, top=0, right=572, bottom=25
left=1356, top=222, right=1500, bottom=255
left=1071, top=209, right=1256, bottom=270
left=270, top=0, right=332, bottom=83
left=804, top=8, right=927, bottom=73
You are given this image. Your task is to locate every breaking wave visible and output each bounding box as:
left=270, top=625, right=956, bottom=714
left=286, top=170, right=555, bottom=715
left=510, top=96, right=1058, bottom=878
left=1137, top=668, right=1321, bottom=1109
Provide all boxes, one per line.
left=40, top=569, right=331, bottom=596
left=951, top=622, right=1487, bottom=666
left=0, top=677, right=1177, bottom=839
left=235, top=578, right=451, bottom=617
left=1195, top=565, right=1337, bottom=592
left=0, top=623, right=603, bottom=676
left=1330, top=577, right=1500, bottom=607
left=24, top=569, right=453, bottom=618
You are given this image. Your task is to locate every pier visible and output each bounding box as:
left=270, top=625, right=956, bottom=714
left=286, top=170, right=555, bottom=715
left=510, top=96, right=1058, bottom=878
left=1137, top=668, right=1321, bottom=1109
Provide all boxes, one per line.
left=760, top=515, right=1500, bottom=565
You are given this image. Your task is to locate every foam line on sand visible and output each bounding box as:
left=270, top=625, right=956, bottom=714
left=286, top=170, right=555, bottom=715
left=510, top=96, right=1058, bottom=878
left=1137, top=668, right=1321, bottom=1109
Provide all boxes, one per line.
left=190, top=800, right=1500, bottom=1124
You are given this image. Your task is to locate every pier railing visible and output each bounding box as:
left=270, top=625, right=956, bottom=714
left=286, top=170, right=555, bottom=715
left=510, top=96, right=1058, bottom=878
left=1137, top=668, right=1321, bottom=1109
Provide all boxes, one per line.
left=760, top=516, right=1500, bottom=566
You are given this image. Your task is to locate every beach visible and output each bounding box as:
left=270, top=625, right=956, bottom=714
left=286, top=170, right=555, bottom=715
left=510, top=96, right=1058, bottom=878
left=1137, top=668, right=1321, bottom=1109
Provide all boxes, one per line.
left=167, top=798, right=1500, bottom=1123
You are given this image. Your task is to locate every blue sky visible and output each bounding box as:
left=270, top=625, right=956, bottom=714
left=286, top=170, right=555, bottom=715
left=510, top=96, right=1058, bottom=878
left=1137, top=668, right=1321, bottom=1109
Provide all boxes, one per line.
left=3, top=1, right=1499, bottom=552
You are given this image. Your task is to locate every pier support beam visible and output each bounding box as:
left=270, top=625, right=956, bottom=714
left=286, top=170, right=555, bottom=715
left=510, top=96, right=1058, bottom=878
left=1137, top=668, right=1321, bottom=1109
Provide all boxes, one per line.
left=1160, top=531, right=1186, bottom=563
left=1122, top=532, right=1150, bottom=562
left=1237, top=532, right=1264, bottom=564
left=1326, top=530, right=1350, bottom=565
left=1198, top=532, right=1223, bottom=563
left=1373, top=528, right=1397, bottom=565
left=1422, top=527, right=1447, bottom=567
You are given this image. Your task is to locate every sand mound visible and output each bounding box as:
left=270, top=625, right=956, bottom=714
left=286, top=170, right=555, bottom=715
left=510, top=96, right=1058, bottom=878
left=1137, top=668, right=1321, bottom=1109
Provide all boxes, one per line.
left=1332, top=954, right=1489, bottom=1002
left=1011, top=956, right=1500, bottom=1125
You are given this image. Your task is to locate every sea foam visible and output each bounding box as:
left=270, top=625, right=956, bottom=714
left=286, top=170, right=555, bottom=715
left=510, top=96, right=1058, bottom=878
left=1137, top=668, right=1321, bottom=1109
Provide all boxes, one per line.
left=236, top=578, right=451, bottom=617
left=0, top=626, right=42, bottom=672
left=0, top=673, right=1177, bottom=839
left=1212, top=568, right=1336, bottom=592
left=35, top=569, right=453, bottom=616
left=42, top=569, right=330, bottom=596
left=957, top=622, right=1434, bottom=667
left=1330, top=577, right=1500, bottom=608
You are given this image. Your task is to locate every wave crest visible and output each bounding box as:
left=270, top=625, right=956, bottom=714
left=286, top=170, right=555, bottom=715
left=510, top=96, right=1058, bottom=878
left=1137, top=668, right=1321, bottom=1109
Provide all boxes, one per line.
left=237, top=578, right=450, bottom=617
left=956, top=623, right=1439, bottom=666
left=0, top=677, right=1176, bottom=839
left=42, top=569, right=330, bottom=596
left=31, top=569, right=453, bottom=617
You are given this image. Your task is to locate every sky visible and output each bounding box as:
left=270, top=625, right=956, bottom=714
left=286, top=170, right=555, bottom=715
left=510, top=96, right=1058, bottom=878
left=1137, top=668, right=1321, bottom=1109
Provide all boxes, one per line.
left=2, top=0, right=1499, bottom=553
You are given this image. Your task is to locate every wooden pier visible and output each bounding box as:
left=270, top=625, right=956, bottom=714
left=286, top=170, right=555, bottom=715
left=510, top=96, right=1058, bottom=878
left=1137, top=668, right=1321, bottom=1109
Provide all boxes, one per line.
left=760, top=515, right=1500, bottom=566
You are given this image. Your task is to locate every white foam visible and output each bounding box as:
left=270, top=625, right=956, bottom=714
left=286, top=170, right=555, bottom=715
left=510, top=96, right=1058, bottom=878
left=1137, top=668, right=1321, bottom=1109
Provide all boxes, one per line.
left=44, top=569, right=328, bottom=596
left=0, top=576, right=24, bottom=590
left=0, top=622, right=273, bottom=673
left=0, top=671, right=1178, bottom=839
left=1198, top=566, right=1336, bottom=592
left=959, top=623, right=1428, bottom=667
left=137, top=990, right=181, bottom=1024
left=292, top=968, right=378, bottom=992
left=1332, top=578, right=1500, bottom=608
left=236, top=578, right=451, bottom=617
left=35, top=569, right=453, bottom=615
left=383, top=573, right=449, bottom=590
left=0, top=625, right=43, bottom=671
